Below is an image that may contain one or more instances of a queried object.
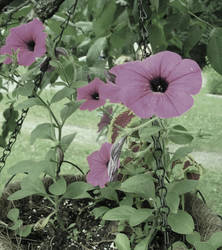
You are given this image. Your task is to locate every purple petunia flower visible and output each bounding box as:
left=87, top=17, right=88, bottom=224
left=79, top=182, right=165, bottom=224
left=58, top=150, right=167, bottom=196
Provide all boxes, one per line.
left=86, top=142, right=120, bottom=188
left=108, top=51, right=202, bottom=118
left=0, top=18, right=47, bottom=66
left=77, top=78, right=107, bottom=111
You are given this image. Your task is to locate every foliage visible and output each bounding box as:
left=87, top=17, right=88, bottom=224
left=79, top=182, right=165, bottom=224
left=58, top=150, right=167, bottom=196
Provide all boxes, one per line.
left=205, top=65, right=222, bottom=95
left=0, top=0, right=221, bottom=249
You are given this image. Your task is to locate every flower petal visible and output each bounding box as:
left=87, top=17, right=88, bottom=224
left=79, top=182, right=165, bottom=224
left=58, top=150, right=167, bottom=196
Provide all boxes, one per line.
left=127, top=91, right=159, bottom=118
left=168, top=59, right=202, bottom=95
left=100, top=82, right=121, bottom=103
left=79, top=99, right=106, bottom=111
left=98, top=142, right=112, bottom=163
left=17, top=49, right=36, bottom=66
left=110, top=61, right=148, bottom=87
left=155, top=90, right=194, bottom=118
left=86, top=165, right=109, bottom=188
left=141, top=51, right=182, bottom=79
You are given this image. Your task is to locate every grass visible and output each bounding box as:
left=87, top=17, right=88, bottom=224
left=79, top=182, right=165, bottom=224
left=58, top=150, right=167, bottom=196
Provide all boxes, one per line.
left=0, top=69, right=222, bottom=215
left=171, top=86, right=222, bottom=153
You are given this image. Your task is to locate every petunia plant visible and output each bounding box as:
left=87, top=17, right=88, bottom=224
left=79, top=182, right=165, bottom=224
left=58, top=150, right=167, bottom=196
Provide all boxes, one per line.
left=0, top=0, right=221, bottom=249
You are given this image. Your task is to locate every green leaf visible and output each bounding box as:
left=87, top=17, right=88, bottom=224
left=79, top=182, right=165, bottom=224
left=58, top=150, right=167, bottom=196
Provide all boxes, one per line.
left=170, top=0, right=187, bottom=12
left=100, top=185, right=118, bottom=201
left=92, top=206, right=110, bottom=219
left=49, top=177, right=67, bottom=195
left=168, top=210, right=194, bottom=234
left=8, top=160, right=46, bottom=175
left=193, top=242, right=215, bottom=250
left=115, top=233, right=131, bottom=250
left=15, top=98, right=43, bottom=110
left=17, top=224, right=32, bottom=237
left=60, top=133, right=76, bottom=152
left=169, top=125, right=193, bottom=145
left=93, top=1, right=116, bottom=36
left=110, top=25, right=134, bottom=51
left=9, top=219, right=23, bottom=230
left=171, top=241, right=188, bottom=250
left=60, top=102, right=81, bottom=124
left=168, top=179, right=198, bottom=195
left=149, top=23, right=167, bottom=53
left=129, top=208, right=153, bottom=227
left=59, top=61, right=75, bottom=83
left=51, top=87, right=75, bottom=104
left=166, top=191, right=180, bottom=214
left=30, top=123, right=56, bottom=145
left=150, top=0, right=159, bottom=12
left=0, top=55, right=7, bottom=63
left=135, top=236, right=149, bottom=250
left=7, top=208, right=19, bottom=222
left=207, top=27, right=222, bottom=75
left=75, top=21, right=93, bottom=33
left=171, top=146, right=193, bottom=163
left=103, top=205, right=136, bottom=221
left=86, top=37, right=107, bottom=66
left=184, top=24, right=202, bottom=56
left=186, top=231, right=201, bottom=246
left=71, top=80, right=88, bottom=88
left=8, top=173, right=47, bottom=200
left=139, top=126, right=161, bottom=141
left=8, top=190, right=37, bottom=200
left=119, top=174, right=155, bottom=199
left=21, top=175, right=46, bottom=194
left=208, top=231, right=222, bottom=249
left=13, top=5, right=32, bottom=18
left=15, top=82, right=34, bottom=97
left=64, top=182, right=93, bottom=199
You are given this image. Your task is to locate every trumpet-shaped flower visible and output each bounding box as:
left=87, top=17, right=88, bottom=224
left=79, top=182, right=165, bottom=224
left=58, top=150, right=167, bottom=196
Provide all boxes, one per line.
left=86, top=142, right=119, bottom=188
left=109, top=51, right=202, bottom=118
left=0, top=18, right=47, bottom=66
left=77, top=78, right=107, bottom=111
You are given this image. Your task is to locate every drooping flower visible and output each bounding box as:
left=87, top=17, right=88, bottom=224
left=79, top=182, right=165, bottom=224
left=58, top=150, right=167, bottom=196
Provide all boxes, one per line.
left=77, top=78, right=107, bottom=111
left=97, top=107, right=112, bottom=132
left=108, top=51, right=202, bottom=118
left=0, top=18, right=47, bottom=66
left=86, top=142, right=119, bottom=188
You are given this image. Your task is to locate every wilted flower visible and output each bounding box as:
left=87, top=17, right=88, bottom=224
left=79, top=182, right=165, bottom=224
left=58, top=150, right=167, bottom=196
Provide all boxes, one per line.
left=0, top=18, right=47, bottom=66
left=109, top=51, right=202, bottom=118
left=77, top=78, right=107, bottom=111
left=86, top=142, right=119, bottom=188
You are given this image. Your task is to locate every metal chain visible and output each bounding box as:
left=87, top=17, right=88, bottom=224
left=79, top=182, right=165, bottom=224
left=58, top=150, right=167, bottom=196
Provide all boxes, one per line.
left=137, top=1, right=172, bottom=249
left=0, top=0, right=79, bottom=178
left=152, top=130, right=172, bottom=250
left=53, top=0, right=79, bottom=51
left=137, top=0, right=151, bottom=58
left=0, top=73, right=43, bottom=174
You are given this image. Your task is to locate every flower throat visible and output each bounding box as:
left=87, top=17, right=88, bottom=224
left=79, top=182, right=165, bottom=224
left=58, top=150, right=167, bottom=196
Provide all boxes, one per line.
left=150, top=76, right=169, bottom=93
left=26, top=40, right=35, bottom=51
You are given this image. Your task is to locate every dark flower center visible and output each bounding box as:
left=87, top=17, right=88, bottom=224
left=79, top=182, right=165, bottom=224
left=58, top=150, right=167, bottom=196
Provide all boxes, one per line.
left=91, top=92, right=99, bottom=100
left=26, top=40, right=35, bottom=51
left=149, top=76, right=169, bottom=93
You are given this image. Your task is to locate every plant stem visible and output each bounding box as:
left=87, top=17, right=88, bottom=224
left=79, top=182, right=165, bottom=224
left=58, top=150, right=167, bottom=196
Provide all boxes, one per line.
left=188, top=10, right=214, bottom=29
left=63, top=160, right=85, bottom=175
left=124, top=116, right=159, bottom=136
left=0, top=73, right=22, bottom=86
left=35, top=94, right=61, bottom=129
left=54, top=196, right=65, bottom=230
